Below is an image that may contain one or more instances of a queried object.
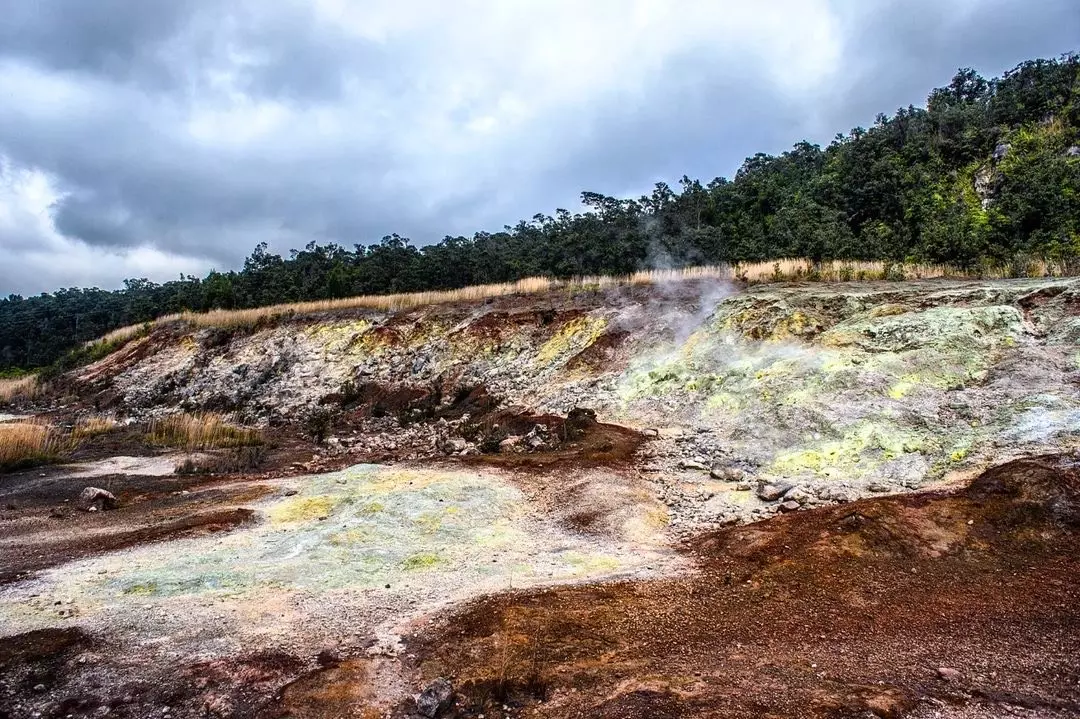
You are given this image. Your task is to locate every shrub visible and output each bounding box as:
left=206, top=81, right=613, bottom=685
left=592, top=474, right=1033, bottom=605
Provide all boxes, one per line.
left=303, top=406, right=338, bottom=444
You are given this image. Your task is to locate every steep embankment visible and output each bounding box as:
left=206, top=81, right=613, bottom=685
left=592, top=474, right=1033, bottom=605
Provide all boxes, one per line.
left=74, top=276, right=1080, bottom=528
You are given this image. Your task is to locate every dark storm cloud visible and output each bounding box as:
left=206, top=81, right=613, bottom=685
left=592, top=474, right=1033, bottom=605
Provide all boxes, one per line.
left=0, top=0, right=1075, bottom=294
left=0, top=0, right=206, bottom=89
left=821, top=0, right=1080, bottom=136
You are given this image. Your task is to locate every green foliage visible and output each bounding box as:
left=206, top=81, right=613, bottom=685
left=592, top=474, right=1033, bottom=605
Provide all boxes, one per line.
left=1, top=54, right=1078, bottom=372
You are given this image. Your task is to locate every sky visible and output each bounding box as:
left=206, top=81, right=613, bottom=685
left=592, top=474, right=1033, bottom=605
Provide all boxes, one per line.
left=0, top=0, right=1077, bottom=295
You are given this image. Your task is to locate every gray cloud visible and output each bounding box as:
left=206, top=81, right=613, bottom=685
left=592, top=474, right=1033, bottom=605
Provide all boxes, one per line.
left=0, top=0, right=1076, bottom=295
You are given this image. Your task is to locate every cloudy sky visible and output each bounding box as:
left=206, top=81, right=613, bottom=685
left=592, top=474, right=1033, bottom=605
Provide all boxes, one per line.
left=0, top=0, right=1076, bottom=295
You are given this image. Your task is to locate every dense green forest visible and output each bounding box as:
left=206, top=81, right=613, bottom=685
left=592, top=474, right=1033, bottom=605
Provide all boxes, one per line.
left=1, top=54, right=1078, bottom=371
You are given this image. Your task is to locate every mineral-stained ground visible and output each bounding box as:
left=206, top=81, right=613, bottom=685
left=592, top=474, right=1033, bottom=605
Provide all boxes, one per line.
left=1, top=277, right=1079, bottom=718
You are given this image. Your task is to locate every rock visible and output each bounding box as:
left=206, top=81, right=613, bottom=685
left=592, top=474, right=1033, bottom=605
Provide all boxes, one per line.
left=973, top=165, right=1000, bottom=209
left=866, top=481, right=893, bottom=494
left=992, top=143, right=1010, bottom=161
left=415, top=677, right=453, bottom=717
left=1068, top=146, right=1080, bottom=158
left=779, top=500, right=801, bottom=513
left=756, top=481, right=794, bottom=502
left=679, top=459, right=708, bottom=471
left=525, top=434, right=546, bottom=449
left=710, top=466, right=744, bottom=482
left=77, top=487, right=118, bottom=512
left=442, top=438, right=468, bottom=455
left=642, top=428, right=659, bottom=438
left=498, top=435, right=523, bottom=452
left=936, top=667, right=961, bottom=682
left=784, top=486, right=812, bottom=506
left=815, top=484, right=856, bottom=503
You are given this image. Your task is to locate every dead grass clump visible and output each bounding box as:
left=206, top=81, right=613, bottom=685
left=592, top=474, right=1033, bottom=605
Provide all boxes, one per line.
left=147, top=413, right=262, bottom=450
left=0, top=421, right=67, bottom=471
left=0, top=375, right=38, bottom=404
left=85, top=323, right=149, bottom=349
left=72, top=416, right=118, bottom=440
left=174, top=445, right=268, bottom=475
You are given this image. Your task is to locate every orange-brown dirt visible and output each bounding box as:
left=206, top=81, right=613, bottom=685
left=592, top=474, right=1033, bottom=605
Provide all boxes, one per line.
left=1, top=456, right=1078, bottom=718
left=404, top=455, right=1080, bottom=718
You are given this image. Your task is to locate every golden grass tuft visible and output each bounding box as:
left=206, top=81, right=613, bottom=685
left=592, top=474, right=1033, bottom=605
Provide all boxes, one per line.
left=87, top=323, right=148, bottom=348
left=147, top=412, right=262, bottom=450
left=0, top=375, right=38, bottom=404
left=0, top=420, right=67, bottom=470
left=72, top=415, right=118, bottom=440
left=173, top=277, right=557, bottom=329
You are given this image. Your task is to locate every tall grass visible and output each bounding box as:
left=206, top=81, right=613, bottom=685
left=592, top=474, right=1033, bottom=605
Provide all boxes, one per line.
left=0, top=375, right=38, bottom=404
left=72, top=415, right=118, bottom=440
left=0, top=421, right=66, bottom=471
left=79, top=257, right=1075, bottom=342
left=147, top=412, right=262, bottom=450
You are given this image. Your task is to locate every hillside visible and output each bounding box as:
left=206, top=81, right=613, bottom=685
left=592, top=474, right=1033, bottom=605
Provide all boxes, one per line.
left=1, top=274, right=1079, bottom=717
left=2, top=54, right=1078, bottom=372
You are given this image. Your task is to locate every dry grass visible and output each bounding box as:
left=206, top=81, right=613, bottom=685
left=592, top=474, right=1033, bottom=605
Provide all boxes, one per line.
left=173, top=277, right=556, bottom=329
left=147, top=412, right=262, bottom=450
left=72, top=415, right=118, bottom=440
left=732, top=257, right=1075, bottom=284
left=86, top=323, right=149, bottom=349
left=80, top=257, right=1076, bottom=342
left=0, top=420, right=67, bottom=471
left=0, top=375, right=38, bottom=404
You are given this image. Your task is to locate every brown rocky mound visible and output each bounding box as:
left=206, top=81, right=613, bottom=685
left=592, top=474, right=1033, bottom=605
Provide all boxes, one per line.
left=405, top=455, right=1080, bottom=718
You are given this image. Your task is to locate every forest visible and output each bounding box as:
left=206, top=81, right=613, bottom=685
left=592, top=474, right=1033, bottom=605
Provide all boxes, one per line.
left=1, top=54, right=1078, bottom=371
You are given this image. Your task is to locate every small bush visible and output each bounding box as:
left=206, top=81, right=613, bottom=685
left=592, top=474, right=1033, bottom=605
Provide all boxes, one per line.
left=304, top=406, right=338, bottom=444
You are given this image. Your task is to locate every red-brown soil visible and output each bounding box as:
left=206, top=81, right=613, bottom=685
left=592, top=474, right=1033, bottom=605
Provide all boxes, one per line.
left=405, top=455, right=1080, bottom=718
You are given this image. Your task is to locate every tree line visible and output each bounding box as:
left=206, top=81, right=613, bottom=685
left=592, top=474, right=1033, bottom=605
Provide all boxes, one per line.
left=1, top=54, right=1078, bottom=371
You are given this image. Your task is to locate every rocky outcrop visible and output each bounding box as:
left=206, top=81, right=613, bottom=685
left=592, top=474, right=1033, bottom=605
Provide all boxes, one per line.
left=69, top=277, right=1080, bottom=529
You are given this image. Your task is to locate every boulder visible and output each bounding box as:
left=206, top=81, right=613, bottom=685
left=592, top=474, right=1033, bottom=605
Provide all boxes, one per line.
left=679, top=459, right=708, bottom=471
left=936, top=667, right=961, bottom=682
left=779, top=500, right=801, bottom=513
left=756, top=481, right=794, bottom=502
left=783, top=486, right=813, bottom=506
left=415, top=677, right=453, bottom=717
left=442, top=438, right=468, bottom=455
left=77, top=487, right=118, bottom=512
left=498, top=435, right=523, bottom=452
left=710, top=465, right=745, bottom=482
